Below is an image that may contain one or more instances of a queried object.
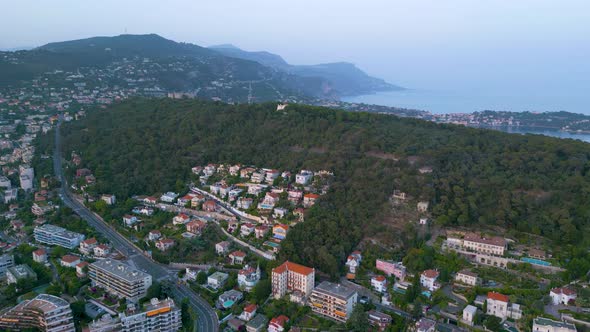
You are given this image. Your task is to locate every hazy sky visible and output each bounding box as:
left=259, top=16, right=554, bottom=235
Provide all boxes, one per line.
left=1, top=0, right=589, bottom=107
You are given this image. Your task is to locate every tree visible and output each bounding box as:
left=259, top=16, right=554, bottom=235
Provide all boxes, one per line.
left=252, top=279, right=271, bottom=304
left=196, top=271, right=207, bottom=284
left=347, top=304, right=370, bottom=332
left=483, top=316, right=502, bottom=331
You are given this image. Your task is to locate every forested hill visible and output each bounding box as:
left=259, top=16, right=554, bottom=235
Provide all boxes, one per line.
left=51, top=99, right=590, bottom=276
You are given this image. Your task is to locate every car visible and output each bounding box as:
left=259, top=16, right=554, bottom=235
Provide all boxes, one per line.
left=358, top=296, right=370, bottom=304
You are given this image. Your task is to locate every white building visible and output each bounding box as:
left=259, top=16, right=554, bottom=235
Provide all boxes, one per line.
left=34, top=224, right=85, bottom=249
left=309, top=281, right=358, bottom=323
left=550, top=287, right=577, bottom=305
left=455, top=270, right=480, bottom=286
left=462, top=305, right=477, bottom=326
left=208, top=271, right=229, bottom=289
left=89, top=259, right=152, bottom=302
left=0, top=254, right=15, bottom=279
left=295, top=170, right=313, bottom=185
left=486, top=292, right=522, bottom=321
left=101, top=194, right=116, bottom=205
left=0, top=294, right=75, bottom=332
left=19, top=174, right=33, bottom=191
left=3, top=188, right=18, bottom=204
left=420, top=269, right=440, bottom=291
left=238, top=265, right=261, bottom=292
left=160, top=192, right=178, bottom=203
left=120, top=297, right=181, bottom=332
left=532, top=317, right=577, bottom=332
left=371, top=275, right=388, bottom=293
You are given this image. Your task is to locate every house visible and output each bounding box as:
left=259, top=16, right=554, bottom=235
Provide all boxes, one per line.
left=272, top=224, right=289, bottom=240
left=217, top=289, right=243, bottom=310
left=419, top=166, right=433, bottom=174
left=254, top=225, right=269, bottom=239
left=550, top=287, right=577, bottom=305
left=123, top=214, right=139, bottom=227
left=208, top=271, right=229, bottom=289
left=228, top=189, right=243, bottom=201
left=186, top=220, right=206, bottom=235
left=191, top=166, right=203, bottom=175
left=420, top=269, right=440, bottom=291
left=258, top=192, right=279, bottom=210
left=368, top=310, right=392, bottom=331
left=532, top=317, right=577, bottom=332
left=155, top=239, right=175, bottom=251
left=227, top=220, right=239, bottom=233
left=295, top=170, right=313, bottom=185
left=528, top=248, right=547, bottom=260
left=293, top=208, right=305, bottom=222
left=148, top=230, right=161, bottom=241
left=417, top=201, right=429, bottom=212
left=462, top=305, right=477, bottom=326
left=101, top=194, right=116, bottom=205
left=376, top=260, right=407, bottom=281
left=415, top=318, right=436, bottom=332
left=268, top=315, right=289, bottom=332
left=246, top=314, right=268, bottom=332
left=345, top=251, right=362, bottom=275
left=266, top=170, right=280, bottom=183
left=191, top=195, right=205, bottom=208
left=93, top=244, right=110, bottom=257
left=61, top=255, right=81, bottom=268
left=371, top=275, right=388, bottom=293
left=172, top=213, right=190, bottom=225
left=455, top=270, right=480, bottom=286
left=229, top=165, right=241, bottom=176
left=227, top=317, right=245, bottom=331
left=32, top=249, right=47, bottom=263
left=486, top=292, right=522, bottom=320
left=143, top=196, right=158, bottom=205
left=76, top=261, right=90, bottom=277
left=176, top=194, right=195, bottom=206
left=240, top=167, right=255, bottom=178
left=216, top=241, right=231, bottom=255
left=133, top=206, right=154, bottom=216
left=247, top=184, right=266, bottom=196
left=6, top=264, right=37, bottom=284
left=80, top=238, right=98, bottom=255
left=203, top=164, right=217, bottom=176
left=160, top=192, right=178, bottom=203
left=239, top=304, right=257, bottom=321
left=236, top=197, right=253, bottom=210
left=419, top=218, right=429, bottom=225
left=302, top=193, right=319, bottom=208
left=229, top=251, right=247, bottom=265
left=240, top=223, right=256, bottom=237
left=273, top=208, right=288, bottom=219
left=287, top=190, right=303, bottom=204
left=238, top=265, right=261, bottom=292
left=251, top=172, right=265, bottom=183
left=392, top=190, right=406, bottom=200
left=203, top=200, right=217, bottom=212
left=76, top=168, right=92, bottom=178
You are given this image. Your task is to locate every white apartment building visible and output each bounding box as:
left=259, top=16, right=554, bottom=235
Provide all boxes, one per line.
left=34, top=224, right=85, bottom=249
left=0, top=294, right=75, bottom=332
left=89, top=259, right=152, bottom=302
left=271, top=261, right=315, bottom=303
left=309, top=281, right=358, bottom=323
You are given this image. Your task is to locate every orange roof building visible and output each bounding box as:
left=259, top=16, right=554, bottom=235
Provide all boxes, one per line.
left=271, top=261, right=315, bottom=302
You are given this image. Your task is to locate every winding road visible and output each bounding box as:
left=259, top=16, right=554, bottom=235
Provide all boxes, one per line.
left=53, top=118, right=219, bottom=332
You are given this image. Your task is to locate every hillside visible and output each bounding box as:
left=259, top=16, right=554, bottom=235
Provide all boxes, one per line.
left=50, top=99, right=590, bottom=276
left=210, top=44, right=402, bottom=96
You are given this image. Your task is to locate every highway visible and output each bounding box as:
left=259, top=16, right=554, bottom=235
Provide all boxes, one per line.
left=52, top=118, right=219, bottom=332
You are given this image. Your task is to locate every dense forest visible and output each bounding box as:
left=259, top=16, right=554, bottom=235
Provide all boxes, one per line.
left=43, top=98, right=590, bottom=276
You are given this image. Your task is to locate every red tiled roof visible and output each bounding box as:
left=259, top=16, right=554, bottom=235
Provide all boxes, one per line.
left=76, top=261, right=89, bottom=268
left=82, top=238, right=97, bottom=245
left=487, top=292, right=509, bottom=302
left=304, top=193, right=320, bottom=199
left=551, top=287, right=576, bottom=296
left=272, top=261, right=314, bottom=276
left=422, top=269, right=439, bottom=278
left=373, top=275, right=386, bottom=282
left=230, top=250, right=246, bottom=257
left=61, top=255, right=80, bottom=263
left=464, top=232, right=506, bottom=247
left=244, top=303, right=257, bottom=313
left=33, top=249, right=46, bottom=256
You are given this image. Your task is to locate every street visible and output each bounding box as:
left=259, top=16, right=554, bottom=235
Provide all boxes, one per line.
left=53, top=118, right=219, bottom=332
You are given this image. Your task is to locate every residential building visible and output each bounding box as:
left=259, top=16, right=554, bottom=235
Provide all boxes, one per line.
left=251, top=172, right=265, bottom=183
left=19, top=174, right=33, bottom=191
left=368, top=310, right=392, bottom=331
left=345, top=251, right=362, bottom=275
left=7, top=264, right=37, bottom=284
left=203, top=200, right=217, bottom=212
left=60, top=255, right=81, bottom=268
left=229, top=250, right=246, bottom=265
left=123, top=214, right=139, bottom=227
left=254, top=225, right=269, bottom=239
left=455, top=270, right=480, bottom=286
left=273, top=207, right=287, bottom=219
left=89, top=259, right=152, bottom=302
left=462, top=305, right=477, bottom=326
left=237, top=197, right=253, bottom=210
left=420, top=269, right=440, bottom=291
left=463, top=232, right=507, bottom=256
left=268, top=315, right=289, bottom=332
left=371, top=275, right=388, bottom=293
left=120, top=297, right=181, bottom=332
left=186, top=220, right=206, bottom=235
left=532, top=317, right=577, bottom=332
left=32, top=249, right=47, bottom=263
left=207, top=271, right=229, bottom=290
left=550, top=287, right=577, bottom=305
left=216, top=289, right=243, bottom=309
left=266, top=169, right=280, bottom=183
left=416, top=317, right=436, bottom=332
left=76, top=262, right=90, bottom=277
left=417, top=201, right=429, bottom=212
left=215, top=241, right=231, bottom=255
left=238, top=265, right=261, bottom=292
left=246, top=314, right=268, bottom=332
left=80, top=237, right=98, bottom=255
left=156, top=239, right=175, bottom=251
left=295, top=170, right=313, bottom=185
left=160, top=192, right=178, bottom=203
left=486, top=292, right=522, bottom=321
left=272, top=224, right=289, bottom=240
left=309, top=281, right=358, bottom=323
left=4, top=188, right=18, bottom=203
left=240, top=223, right=256, bottom=237
left=375, top=259, right=406, bottom=280
left=0, top=176, right=11, bottom=188
left=148, top=230, right=161, bottom=241
left=303, top=193, right=319, bottom=208
left=259, top=192, right=279, bottom=210
left=34, top=224, right=85, bottom=249
left=0, top=294, right=75, bottom=332
left=238, top=304, right=257, bottom=322
left=93, top=244, right=110, bottom=257
left=31, top=202, right=54, bottom=216
left=172, top=213, right=190, bottom=225
left=271, top=261, right=315, bottom=303
left=101, top=194, right=116, bottom=205
left=0, top=254, right=15, bottom=279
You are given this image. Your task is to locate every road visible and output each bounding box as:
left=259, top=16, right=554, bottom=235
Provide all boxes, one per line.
left=53, top=118, right=219, bottom=332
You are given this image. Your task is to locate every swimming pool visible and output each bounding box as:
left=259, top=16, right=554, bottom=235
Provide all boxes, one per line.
left=521, top=257, right=551, bottom=266
left=223, top=300, right=235, bottom=308
left=421, top=291, right=432, bottom=298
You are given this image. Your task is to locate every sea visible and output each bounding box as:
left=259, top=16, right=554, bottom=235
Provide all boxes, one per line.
left=342, top=89, right=590, bottom=143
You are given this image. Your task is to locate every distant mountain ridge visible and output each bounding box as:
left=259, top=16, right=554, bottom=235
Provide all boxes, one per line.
left=209, top=44, right=402, bottom=96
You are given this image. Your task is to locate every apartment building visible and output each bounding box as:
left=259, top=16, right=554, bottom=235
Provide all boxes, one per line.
left=0, top=294, right=75, bottom=332
left=89, top=259, right=152, bottom=302
left=455, top=270, right=480, bottom=286
left=532, top=317, right=577, bottom=332
left=271, top=261, right=315, bottom=303
left=0, top=253, right=15, bottom=279
left=463, top=232, right=507, bottom=256
left=486, top=292, right=523, bottom=321
left=120, top=297, right=181, bottom=332
left=309, top=281, right=358, bottom=323
left=34, top=224, right=85, bottom=249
